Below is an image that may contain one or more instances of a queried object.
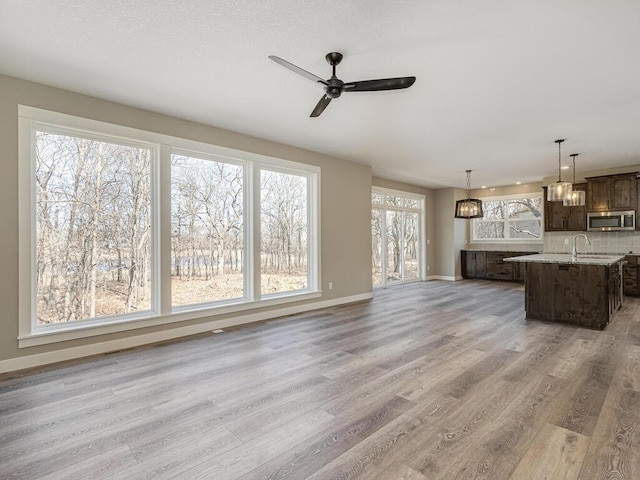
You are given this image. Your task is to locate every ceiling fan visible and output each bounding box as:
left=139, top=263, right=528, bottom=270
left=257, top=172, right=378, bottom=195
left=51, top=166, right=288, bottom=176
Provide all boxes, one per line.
left=268, top=52, right=416, bottom=117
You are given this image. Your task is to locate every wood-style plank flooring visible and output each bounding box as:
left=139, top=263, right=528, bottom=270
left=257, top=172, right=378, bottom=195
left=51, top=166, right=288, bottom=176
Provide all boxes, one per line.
left=1, top=280, right=639, bottom=479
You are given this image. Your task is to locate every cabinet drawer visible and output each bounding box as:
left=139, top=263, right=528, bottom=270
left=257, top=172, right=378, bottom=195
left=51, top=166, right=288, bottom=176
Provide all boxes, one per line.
left=486, top=254, right=514, bottom=280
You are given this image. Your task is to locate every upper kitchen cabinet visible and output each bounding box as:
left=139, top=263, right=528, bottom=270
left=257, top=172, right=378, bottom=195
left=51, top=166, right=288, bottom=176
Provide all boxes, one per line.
left=586, top=173, right=637, bottom=212
left=543, top=183, right=587, bottom=231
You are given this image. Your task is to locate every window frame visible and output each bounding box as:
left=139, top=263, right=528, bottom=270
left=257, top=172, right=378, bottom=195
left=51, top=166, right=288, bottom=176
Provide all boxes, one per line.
left=18, top=106, right=321, bottom=347
left=28, top=123, right=161, bottom=330
left=471, top=192, right=544, bottom=244
left=258, top=164, right=317, bottom=299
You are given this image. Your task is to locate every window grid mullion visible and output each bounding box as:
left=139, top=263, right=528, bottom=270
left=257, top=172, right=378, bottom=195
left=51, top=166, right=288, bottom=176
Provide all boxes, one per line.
left=158, top=144, right=172, bottom=315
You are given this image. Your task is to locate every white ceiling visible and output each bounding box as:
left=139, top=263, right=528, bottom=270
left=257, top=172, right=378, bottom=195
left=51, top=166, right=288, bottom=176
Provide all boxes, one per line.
left=1, top=1, right=640, bottom=189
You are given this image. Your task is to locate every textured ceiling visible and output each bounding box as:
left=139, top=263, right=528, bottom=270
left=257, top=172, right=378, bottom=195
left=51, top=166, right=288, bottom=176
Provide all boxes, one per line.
left=1, top=0, right=640, bottom=189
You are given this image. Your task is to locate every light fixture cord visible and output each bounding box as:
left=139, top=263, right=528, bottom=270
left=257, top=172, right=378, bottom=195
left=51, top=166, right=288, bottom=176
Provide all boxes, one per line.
left=572, top=155, right=576, bottom=184
left=466, top=170, right=472, bottom=199
left=557, top=141, right=562, bottom=182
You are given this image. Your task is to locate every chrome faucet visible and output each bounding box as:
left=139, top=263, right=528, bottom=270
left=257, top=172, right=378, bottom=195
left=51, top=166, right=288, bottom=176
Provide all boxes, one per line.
left=571, top=233, right=591, bottom=261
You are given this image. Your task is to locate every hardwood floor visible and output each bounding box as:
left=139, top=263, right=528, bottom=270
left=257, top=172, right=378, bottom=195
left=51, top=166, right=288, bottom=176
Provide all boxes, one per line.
left=1, top=279, right=639, bottom=479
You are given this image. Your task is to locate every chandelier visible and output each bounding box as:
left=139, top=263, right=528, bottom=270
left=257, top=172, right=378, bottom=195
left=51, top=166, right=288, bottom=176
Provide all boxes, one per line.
left=454, top=170, right=484, bottom=219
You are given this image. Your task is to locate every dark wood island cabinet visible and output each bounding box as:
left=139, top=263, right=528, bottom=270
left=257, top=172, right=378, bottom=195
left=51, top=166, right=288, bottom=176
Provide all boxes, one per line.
left=624, top=255, right=640, bottom=296
left=504, top=253, right=625, bottom=330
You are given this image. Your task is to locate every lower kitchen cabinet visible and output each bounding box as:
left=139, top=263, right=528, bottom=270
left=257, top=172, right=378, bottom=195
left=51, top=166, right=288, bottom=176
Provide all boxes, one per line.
left=463, top=250, right=640, bottom=294
left=461, top=250, right=539, bottom=282
left=486, top=252, right=515, bottom=280
left=461, top=251, right=486, bottom=279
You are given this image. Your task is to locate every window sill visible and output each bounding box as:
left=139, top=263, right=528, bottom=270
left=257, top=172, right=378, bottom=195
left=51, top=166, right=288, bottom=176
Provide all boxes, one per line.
left=18, top=290, right=322, bottom=348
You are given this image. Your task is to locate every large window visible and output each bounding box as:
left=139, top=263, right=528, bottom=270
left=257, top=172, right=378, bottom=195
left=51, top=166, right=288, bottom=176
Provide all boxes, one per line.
left=171, top=153, right=244, bottom=306
left=34, top=130, right=153, bottom=325
left=19, top=107, right=320, bottom=345
left=261, top=170, right=308, bottom=295
left=372, top=188, right=425, bottom=286
left=472, top=193, right=543, bottom=242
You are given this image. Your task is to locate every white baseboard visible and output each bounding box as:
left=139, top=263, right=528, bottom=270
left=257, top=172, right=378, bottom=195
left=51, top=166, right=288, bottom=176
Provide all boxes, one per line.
left=0, top=292, right=373, bottom=374
left=426, top=275, right=461, bottom=281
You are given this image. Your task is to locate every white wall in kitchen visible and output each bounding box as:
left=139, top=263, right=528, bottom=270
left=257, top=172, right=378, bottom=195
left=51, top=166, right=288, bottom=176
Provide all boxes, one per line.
left=544, top=231, right=640, bottom=254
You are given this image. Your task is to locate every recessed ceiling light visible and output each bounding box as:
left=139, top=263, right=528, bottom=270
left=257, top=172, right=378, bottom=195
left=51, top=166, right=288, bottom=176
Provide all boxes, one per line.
left=561, top=165, right=570, bottom=170
left=481, top=185, right=487, bottom=189
left=516, top=181, right=522, bottom=185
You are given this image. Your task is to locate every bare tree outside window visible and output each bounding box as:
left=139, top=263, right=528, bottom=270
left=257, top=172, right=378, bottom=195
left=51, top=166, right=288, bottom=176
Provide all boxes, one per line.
left=372, top=209, right=383, bottom=285
left=403, top=212, right=420, bottom=280
left=261, top=170, right=308, bottom=294
left=386, top=210, right=401, bottom=282
left=171, top=155, right=244, bottom=305
left=473, top=196, right=542, bottom=240
left=35, top=131, right=152, bottom=324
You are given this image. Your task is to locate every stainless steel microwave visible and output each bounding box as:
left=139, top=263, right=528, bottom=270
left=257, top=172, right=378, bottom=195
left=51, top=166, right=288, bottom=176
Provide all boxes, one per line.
left=587, top=210, right=636, bottom=231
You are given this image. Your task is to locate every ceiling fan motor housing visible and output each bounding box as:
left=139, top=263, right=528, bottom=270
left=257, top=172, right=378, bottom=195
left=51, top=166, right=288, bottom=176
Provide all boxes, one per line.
left=326, top=77, right=344, bottom=98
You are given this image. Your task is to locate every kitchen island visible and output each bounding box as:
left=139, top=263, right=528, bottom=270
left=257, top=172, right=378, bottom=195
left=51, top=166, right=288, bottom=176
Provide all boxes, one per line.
left=504, top=253, right=625, bottom=330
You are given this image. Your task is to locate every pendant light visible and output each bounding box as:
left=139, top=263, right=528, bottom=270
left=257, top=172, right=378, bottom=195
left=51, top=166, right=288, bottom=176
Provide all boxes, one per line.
left=455, top=170, right=484, bottom=219
left=563, top=153, right=586, bottom=206
left=547, top=138, right=573, bottom=201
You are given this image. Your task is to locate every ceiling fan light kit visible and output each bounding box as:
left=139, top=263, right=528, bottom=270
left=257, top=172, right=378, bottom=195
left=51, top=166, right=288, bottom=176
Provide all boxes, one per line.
left=455, top=170, right=484, bottom=219
left=547, top=138, right=573, bottom=202
left=563, top=153, right=586, bottom=206
left=268, top=52, right=416, bottom=117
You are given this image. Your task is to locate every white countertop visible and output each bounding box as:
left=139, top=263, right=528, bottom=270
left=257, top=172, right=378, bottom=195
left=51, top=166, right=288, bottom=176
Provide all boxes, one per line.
left=503, top=253, right=625, bottom=266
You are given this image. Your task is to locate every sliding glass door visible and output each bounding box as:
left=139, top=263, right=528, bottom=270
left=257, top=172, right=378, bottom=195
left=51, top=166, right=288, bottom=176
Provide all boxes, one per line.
left=372, top=188, right=425, bottom=287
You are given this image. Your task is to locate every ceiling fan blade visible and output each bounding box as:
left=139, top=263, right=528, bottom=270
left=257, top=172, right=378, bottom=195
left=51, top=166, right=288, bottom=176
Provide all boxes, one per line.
left=268, top=56, right=327, bottom=85
left=310, top=95, right=332, bottom=117
left=343, top=76, right=416, bottom=92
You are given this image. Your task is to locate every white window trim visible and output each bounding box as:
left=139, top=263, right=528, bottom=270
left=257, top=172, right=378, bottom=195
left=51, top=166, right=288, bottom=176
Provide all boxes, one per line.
left=18, top=105, right=321, bottom=347
left=471, top=191, right=544, bottom=244
left=372, top=186, right=424, bottom=213
left=371, top=186, right=426, bottom=286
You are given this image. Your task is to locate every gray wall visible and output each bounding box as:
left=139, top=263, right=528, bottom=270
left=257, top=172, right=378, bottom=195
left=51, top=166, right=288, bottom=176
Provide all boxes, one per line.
left=0, top=74, right=373, bottom=363
left=432, top=188, right=466, bottom=278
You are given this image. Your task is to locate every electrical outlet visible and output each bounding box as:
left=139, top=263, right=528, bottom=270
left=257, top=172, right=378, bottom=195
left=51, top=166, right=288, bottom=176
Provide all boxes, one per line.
left=328, top=282, right=333, bottom=290
left=564, top=238, right=570, bottom=245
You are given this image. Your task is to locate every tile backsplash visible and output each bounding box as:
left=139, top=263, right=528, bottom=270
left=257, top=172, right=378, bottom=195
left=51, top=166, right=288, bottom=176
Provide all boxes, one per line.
left=544, top=231, right=640, bottom=254
left=466, top=243, right=543, bottom=252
